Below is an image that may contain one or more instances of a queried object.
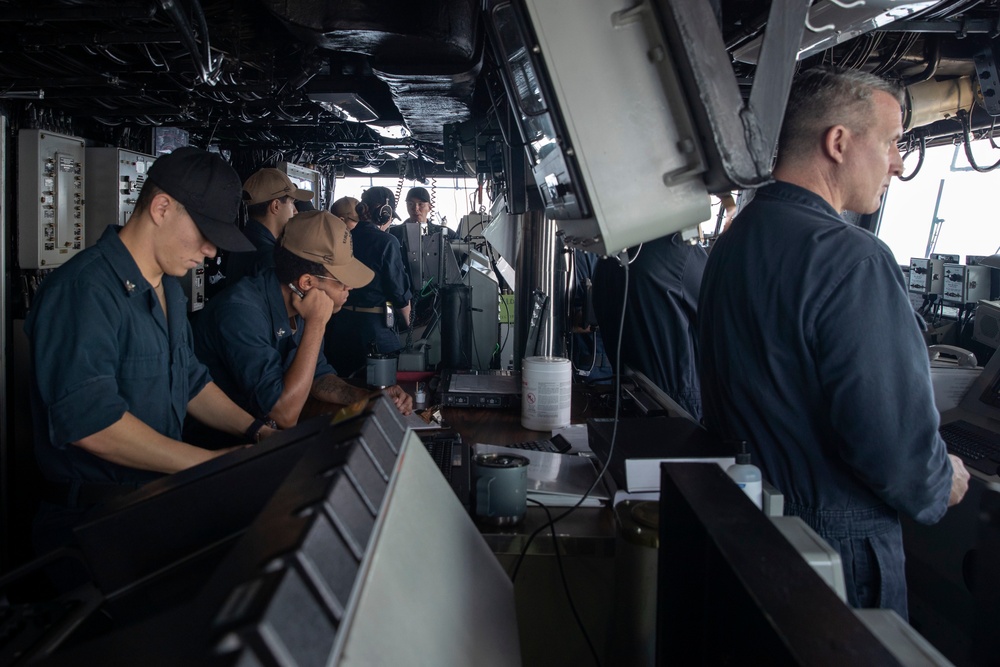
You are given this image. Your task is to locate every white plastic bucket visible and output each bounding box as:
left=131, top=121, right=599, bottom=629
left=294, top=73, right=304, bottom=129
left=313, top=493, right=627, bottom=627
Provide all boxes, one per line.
left=521, top=356, right=572, bottom=431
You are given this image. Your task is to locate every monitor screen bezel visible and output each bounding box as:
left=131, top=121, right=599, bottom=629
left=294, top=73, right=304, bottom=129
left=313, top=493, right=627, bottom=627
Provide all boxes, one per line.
left=956, top=349, right=1000, bottom=423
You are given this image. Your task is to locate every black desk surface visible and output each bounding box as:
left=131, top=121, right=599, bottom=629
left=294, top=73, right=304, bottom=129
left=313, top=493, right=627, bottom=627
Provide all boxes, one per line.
left=303, top=379, right=621, bottom=556
left=436, top=381, right=619, bottom=556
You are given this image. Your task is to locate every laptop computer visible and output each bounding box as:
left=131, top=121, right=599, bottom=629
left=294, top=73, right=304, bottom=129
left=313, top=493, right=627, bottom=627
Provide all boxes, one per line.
left=938, top=349, right=1000, bottom=478
left=439, top=369, right=521, bottom=408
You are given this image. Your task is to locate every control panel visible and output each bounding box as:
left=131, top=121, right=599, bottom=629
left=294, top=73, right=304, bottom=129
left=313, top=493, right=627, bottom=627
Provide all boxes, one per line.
left=85, top=147, right=156, bottom=247
left=943, top=264, right=992, bottom=304
left=18, top=129, right=86, bottom=268
left=908, top=257, right=944, bottom=295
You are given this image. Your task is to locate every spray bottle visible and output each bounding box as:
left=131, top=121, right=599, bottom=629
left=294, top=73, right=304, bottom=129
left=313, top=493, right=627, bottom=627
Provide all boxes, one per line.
left=726, top=441, right=762, bottom=510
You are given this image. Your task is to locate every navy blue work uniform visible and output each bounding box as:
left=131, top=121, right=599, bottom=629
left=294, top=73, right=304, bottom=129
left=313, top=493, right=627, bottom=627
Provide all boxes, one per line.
left=26, top=225, right=211, bottom=551
left=593, top=233, right=707, bottom=419
left=224, top=218, right=276, bottom=286
left=325, top=219, right=412, bottom=376
left=388, top=219, right=456, bottom=247
left=698, top=182, right=953, bottom=618
left=193, top=267, right=336, bottom=420
left=387, top=219, right=454, bottom=328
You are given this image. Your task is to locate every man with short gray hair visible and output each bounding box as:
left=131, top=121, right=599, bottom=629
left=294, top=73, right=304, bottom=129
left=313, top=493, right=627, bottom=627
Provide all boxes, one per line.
left=698, top=67, right=969, bottom=617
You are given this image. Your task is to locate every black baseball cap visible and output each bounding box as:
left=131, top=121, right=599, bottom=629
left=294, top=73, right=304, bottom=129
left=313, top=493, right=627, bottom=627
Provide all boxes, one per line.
left=406, top=186, right=430, bottom=203
left=361, top=186, right=401, bottom=220
left=146, top=147, right=254, bottom=252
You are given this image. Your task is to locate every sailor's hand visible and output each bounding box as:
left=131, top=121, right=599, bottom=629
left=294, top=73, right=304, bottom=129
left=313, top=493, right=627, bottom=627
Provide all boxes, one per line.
left=292, top=286, right=334, bottom=325
left=385, top=385, right=413, bottom=415
left=947, top=454, right=970, bottom=506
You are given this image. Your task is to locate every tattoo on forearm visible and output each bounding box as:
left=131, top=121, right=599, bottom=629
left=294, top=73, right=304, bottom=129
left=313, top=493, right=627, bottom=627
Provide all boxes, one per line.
left=312, top=375, right=369, bottom=405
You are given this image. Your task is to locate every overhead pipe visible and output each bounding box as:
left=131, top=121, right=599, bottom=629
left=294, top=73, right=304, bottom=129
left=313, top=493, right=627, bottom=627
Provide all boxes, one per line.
left=901, top=35, right=941, bottom=87
left=157, top=0, right=219, bottom=85
left=903, top=75, right=975, bottom=131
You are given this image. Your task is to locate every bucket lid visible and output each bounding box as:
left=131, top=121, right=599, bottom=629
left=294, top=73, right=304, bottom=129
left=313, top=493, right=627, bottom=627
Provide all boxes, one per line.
left=614, top=500, right=660, bottom=548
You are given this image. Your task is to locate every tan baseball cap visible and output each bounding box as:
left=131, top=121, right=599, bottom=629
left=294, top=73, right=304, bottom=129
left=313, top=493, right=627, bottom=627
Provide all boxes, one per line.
left=280, top=210, right=374, bottom=289
left=243, top=168, right=314, bottom=206
left=331, top=196, right=360, bottom=224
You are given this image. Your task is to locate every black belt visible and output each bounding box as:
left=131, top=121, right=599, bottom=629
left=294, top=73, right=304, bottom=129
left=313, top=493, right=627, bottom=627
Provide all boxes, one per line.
left=41, top=480, right=144, bottom=508
left=342, top=305, right=385, bottom=314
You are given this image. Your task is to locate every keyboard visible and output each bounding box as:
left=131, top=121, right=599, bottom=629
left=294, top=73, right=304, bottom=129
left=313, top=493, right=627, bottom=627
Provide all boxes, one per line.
left=939, top=420, right=1000, bottom=476
left=420, top=432, right=471, bottom=511
left=501, top=434, right=572, bottom=454
left=423, top=435, right=461, bottom=477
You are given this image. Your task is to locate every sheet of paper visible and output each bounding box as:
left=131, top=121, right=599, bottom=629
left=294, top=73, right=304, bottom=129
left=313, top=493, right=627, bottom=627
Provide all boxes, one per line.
left=474, top=443, right=609, bottom=501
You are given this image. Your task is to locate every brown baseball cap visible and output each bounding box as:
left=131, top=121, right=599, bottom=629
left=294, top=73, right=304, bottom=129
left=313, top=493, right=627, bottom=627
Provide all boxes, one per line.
left=243, top=168, right=314, bottom=206
left=280, top=210, right=374, bottom=289
left=331, top=196, right=360, bottom=224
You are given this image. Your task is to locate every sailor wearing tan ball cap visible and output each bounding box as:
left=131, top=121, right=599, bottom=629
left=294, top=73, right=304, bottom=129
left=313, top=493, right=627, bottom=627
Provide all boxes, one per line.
left=227, top=167, right=315, bottom=285
left=331, top=196, right=361, bottom=229
left=193, top=210, right=412, bottom=447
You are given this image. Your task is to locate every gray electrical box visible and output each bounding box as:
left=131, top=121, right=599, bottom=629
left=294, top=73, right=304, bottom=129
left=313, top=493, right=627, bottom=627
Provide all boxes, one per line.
left=84, top=147, right=156, bottom=247
left=943, top=263, right=991, bottom=304
left=458, top=212, right=489, bottom=239
left=18, top=129, right=86, bottom=268
left=278, top=161, right=321, bottom=209
left=909, top=257, right=945, bottom=295
left=973, top=300, right=1000, bottom=349
left=931, top=252, right=960, bottom=265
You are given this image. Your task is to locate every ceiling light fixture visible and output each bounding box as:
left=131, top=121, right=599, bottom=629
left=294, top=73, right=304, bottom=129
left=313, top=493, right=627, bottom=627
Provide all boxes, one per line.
left=366, top=121, right=411, bottom=139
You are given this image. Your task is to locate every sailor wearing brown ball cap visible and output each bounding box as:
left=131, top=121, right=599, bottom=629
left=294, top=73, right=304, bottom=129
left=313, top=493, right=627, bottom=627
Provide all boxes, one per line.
left=193, top=210, right=411, bottom=443
left=227, top=167, right=315, bottom=285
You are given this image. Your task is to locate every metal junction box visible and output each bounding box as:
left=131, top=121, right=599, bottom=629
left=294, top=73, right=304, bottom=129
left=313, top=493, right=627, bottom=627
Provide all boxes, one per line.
left=909, top=257, right=944, bottom=296
left=943, top=263, right=991, bottom=304
left=84, top=147, right=156, bottom=247
left=18, top=129, right=86, bottom=268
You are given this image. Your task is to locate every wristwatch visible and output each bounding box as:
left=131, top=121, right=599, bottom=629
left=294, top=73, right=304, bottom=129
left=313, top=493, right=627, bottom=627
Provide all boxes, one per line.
left=245, top=416, right=278, bottom=443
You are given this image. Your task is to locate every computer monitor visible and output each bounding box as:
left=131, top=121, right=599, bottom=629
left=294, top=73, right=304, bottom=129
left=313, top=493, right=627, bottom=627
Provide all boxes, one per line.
left=657, top=462, right=925, bottom=665
left=954, top=347, right=1000, bottom=424
left=484, top=0, right=711, bottom=255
